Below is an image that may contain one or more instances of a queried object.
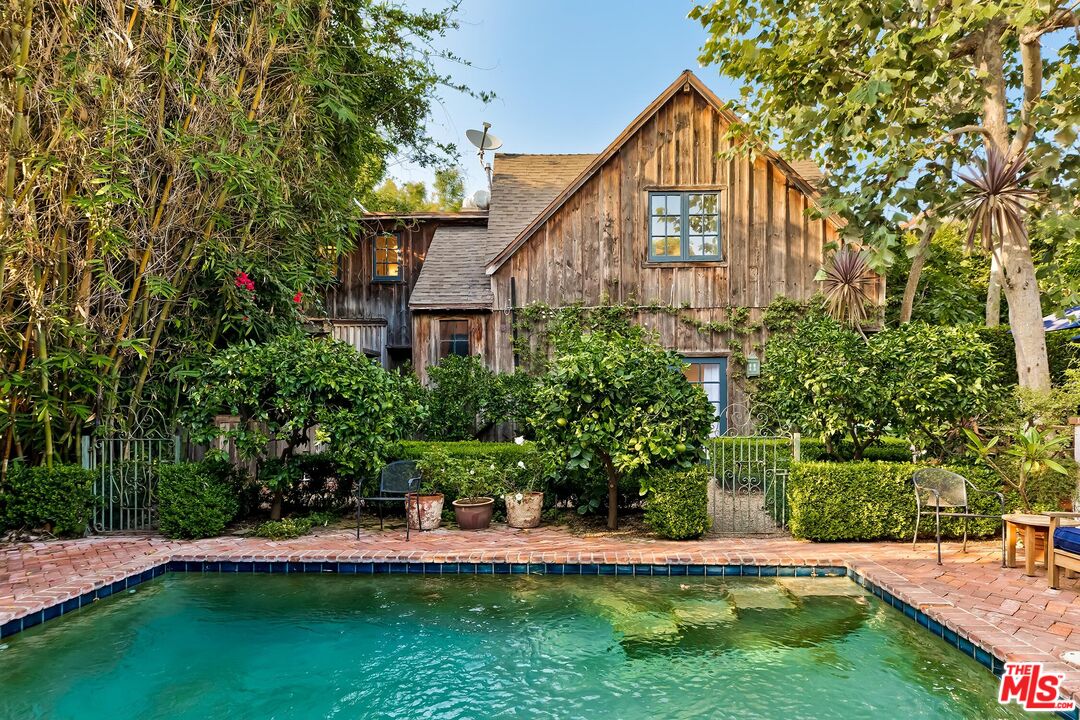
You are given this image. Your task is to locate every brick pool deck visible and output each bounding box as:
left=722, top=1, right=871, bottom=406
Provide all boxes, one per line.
left=2, top=526, right=1080, bottom=706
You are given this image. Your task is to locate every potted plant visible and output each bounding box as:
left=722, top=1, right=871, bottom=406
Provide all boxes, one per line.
left=451, top=464, right=496, bottom=530
left=503, top=446, right=543, bottom=528
left=406, top=489, right=444, bottom=531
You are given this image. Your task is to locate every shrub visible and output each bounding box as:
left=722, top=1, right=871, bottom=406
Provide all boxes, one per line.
left=402, top=442, right=547, bottom=507
left=1, top=463, right=95, bottom=536
left=285, top=453, right=355, bottom=512
left=644, top=466, right=710, bottom=540
left=423, top=356, right=535, bottom=439
left=157, top=462, right=240, bottom=539
left=787, top=461, right=1004, bottom=542
left=253, top=516, right=313, bottom=540
left=977, top=325, right=1080, bottom=386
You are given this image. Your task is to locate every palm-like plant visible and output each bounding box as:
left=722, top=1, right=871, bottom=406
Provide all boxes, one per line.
left=955, top=148, right=1038, bottom=253
left=818, top=246, right=876, bottom=328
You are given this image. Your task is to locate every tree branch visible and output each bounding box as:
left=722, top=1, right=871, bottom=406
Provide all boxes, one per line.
left=1011, top=33, right=1044, bottom=156
left=1019, top=4, right=1080, bottom=44
left=935, top=125, right=992, bottom=144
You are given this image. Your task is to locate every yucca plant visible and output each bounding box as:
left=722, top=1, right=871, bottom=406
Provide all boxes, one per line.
left=955, top=148, right=1038, bottom=253
left=818, top=246, right=876, bottom=328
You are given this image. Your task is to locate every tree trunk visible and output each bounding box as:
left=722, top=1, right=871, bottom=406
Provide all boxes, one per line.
left=985, top=253, right=1002, bottom=327
left=270, top=491, right=284, bottom=521
left=601, top=453, right=619, bottom=530
left=900, top=225, right=933, bottom=324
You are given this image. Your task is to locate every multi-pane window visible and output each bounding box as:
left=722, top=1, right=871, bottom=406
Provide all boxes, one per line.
left=438, top=320, right=470, bottom=359
left=649, top=192, right=721, bottom=262
left=683, top=357, right=728, bottom=436
left=372, top=233, right=401, bottom=281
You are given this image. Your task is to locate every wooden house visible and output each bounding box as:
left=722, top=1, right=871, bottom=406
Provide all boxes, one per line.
left=324, top=70, right=884, bottom=432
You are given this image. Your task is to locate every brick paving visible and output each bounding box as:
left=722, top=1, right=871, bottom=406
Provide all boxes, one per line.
left=2, top=525, right=1080, bottom=705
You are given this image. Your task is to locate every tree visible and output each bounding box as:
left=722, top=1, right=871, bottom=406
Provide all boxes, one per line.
left=433, top=168, right=466, bottom=211
left=0, top=1, right=480, bottom=466
left=530, top=320, right=713, bottom=529
left=887, top=224, right=990, bottom=326
left=184, top=334, right=414, bottom=520
left=693, top=1, right=1080, bottom=391
left=362, top=167, right=467, bottom=213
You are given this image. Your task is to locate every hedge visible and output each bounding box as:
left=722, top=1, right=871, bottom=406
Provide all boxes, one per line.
left=393, top=440, right=539, bottom=467
left=1, top=463, right=95, bottom=537
left=787, top=461, right=1005, bottom=542
left=977, top=325, right=1079, bottom=385
left=158, top=462, right=240, bottom=539
left=644, top=466, right=710, bottom=540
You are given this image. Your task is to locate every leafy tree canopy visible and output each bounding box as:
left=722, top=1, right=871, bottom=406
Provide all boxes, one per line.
left=361, top=167, right=467, bottom=213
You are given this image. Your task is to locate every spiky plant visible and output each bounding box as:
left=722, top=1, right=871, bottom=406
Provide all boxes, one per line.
left=955, top=149, right=1038, bottom=253
left=819, top=246, right=876, bottom=328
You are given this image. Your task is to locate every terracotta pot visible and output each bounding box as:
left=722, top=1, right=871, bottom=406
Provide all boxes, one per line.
left=504, top=492, right=543, bottom=529
left=452, top=497, right=495, bottom=530
left=406, top=493, right=444, bottom=531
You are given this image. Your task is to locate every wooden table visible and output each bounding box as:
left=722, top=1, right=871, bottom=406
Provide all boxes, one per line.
left=1004, top=514, right=1080, bottom=576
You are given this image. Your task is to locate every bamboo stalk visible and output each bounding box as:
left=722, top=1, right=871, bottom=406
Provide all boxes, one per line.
left=0, top=0, right=35, bottom=306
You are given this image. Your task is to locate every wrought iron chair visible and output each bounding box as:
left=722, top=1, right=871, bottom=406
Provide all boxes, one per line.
left=912, top=467, right=1005, bottom=566
left=356, top=460, right=422, bottom=541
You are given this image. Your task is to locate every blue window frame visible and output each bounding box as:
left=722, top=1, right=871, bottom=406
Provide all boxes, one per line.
left=372, top=232, right=402, bottom=281
left=648, top=191, right=722, bottom=262
left=683, top=357, right=727, bottom=436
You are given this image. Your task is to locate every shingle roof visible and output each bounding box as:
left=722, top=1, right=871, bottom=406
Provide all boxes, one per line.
left=409, top=153, right=595, bottom=310
left=788, top=160, right=826, bottom=187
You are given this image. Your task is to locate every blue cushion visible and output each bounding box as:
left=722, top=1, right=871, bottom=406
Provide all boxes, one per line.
left=1054, top=526, right=1080, bottom=556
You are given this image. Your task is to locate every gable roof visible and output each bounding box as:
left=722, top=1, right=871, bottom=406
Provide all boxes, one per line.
left=409, top=153, right=594, bottom=310
left=485, top=69, right=833, bottom=274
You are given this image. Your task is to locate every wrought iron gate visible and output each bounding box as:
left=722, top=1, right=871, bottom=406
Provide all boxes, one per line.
left=82, top=435, right=180, bottom=532
left=708, top=405, right=791, bottom=535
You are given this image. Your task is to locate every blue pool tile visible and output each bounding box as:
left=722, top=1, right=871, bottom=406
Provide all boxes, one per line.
left=975, top=647, right=993, bottom=669
left=617, top=564, right=635, bottom=576
left=777, top=566, right=795, bottom=577
left=97, top=584, right=113, bottom=600
left=356, top=562, right=374, bottom=574
left=1, top=618, right=20, bottom=638
left=687, top=565, right=705, bottom=576
left=580, top=564, right=599, bottom=575
left=795, top=566, right=814, bottom=577
left=958, top=635, right=975, bottom=657
left=705, top=565, right=726, bottom=576
left=561, top=565, right=579, bottom=575
left=492, top=563, right=510, bottom=574
left=476, top=564, right=493, bottom=574
left=916, top=611, right=929, bottom=629
left=903, top=604, right=917, bottom=620
left=112, top=579, right=128, bottom=595
left=723, top=565, right=742, bottom=576
left=424, top=563, right=443, bottom=574
left=599, top=564, right=616, bottom=576
left=458, top=563, right=477, bottom=574
left=528, top=564, right=545, bottom=575
left=62, top=597, right=80, bottom=615
left=442, top=564, right=461, bottom=574
left=992, top=657, right=1005, bottom=677
left=43, top=603, right=61, bottom=621
left=338, top=563, right=357, bottom=574
left=759, top=566, right=778, bottom=577
left=943, top=627, right=958, bottom=647
left=651, top=565, right=670, bottom=576
left=927, top=618, right=943, bottom=637
left=251, top=562, right=270, bottom=573
left=388, top=563, right=407, bottom=574
left=740, top=565, right=760, bottom=577
left=511, top=564, right=529, bottom=575
left=202, top=562, right=220, bottom=573
left=21, top=611, right=42, bottom=629
left=219, top=562, right=239, bottom=573
left=405, top=563, right=423, bottom=575
left=669, top=565, right=687, bottom=576
left=541, top=563, right=561, bottom=575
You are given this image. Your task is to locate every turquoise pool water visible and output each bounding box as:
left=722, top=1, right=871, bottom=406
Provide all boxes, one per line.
left=0, top=574, right=1027, bottom=719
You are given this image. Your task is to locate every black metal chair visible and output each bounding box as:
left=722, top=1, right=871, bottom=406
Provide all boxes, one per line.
left=356, top=460, right=422, bottom=540
left=912, top=467, right=1005, bottom=566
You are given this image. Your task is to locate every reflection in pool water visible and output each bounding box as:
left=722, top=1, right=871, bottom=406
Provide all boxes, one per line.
left=0, top=574, right=1029, bottom=719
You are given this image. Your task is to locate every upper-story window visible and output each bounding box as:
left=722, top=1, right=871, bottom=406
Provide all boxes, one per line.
left=648, top=191, right=721, bottom=262
left=372, top=232, right=402, bottom=281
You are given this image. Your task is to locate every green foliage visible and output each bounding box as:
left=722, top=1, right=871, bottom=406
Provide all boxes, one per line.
left=252, top=516, right=314, bottom=540
left=644, top=466, right=710, bottom=540
left=1, top=464, right=95, bottom=537
left=185, top=334, right=414, bottom=493
left=977, top=326, right=1080, bottom=388
left=423, top=356, right=536, bottom=439
left=396, top=441, right=544, bottom=504
left=157, top=463, right=240, bottom=539
left=757, top=313, right=1004, bottom=458
left=531, top=318, right=714, bottom=527
left=965, top=425, right=1074, bottom=513
left=361, top=167, right=467, bottom=213
left=886, top=226, right=990, bottom=326
left=3, top=0, right=485, bottom=463
left=787, top=462, right=1004, bottom=542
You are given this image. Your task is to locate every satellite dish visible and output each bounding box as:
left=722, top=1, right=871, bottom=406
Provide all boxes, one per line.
left=466, top=127, right=502, bottom=151
left=472, top=189, right=490, bottom=210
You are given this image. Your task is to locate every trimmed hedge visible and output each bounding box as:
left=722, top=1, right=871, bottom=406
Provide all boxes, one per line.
left=644, top=466, right=710, bottom=540
left=1, top=463, right=95, bottom=537
left=393, top=440, right=539, bottom=467
left=977, top=325, right=1080, bottom=385
left=787, top=461, right=1004, bottom=541
left=393, top=440, right=548, bottom=508
left=158, top=462, right=240, bottom=539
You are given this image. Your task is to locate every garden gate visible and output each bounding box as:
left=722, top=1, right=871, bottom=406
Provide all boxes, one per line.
left=82, top=435, right=180, bottom=532
left=707, top=405, right=792, bottom=535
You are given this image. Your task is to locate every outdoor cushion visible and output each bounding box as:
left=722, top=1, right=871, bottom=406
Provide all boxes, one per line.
left=1054, top=526, right=1080, bottom=556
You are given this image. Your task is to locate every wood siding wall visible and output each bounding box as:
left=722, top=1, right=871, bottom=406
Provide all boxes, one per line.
left=489, top=87, right=883, bottom=375
left=411, top=312, right=491, bottom=385
left=325, top=219, right=436, bottom=351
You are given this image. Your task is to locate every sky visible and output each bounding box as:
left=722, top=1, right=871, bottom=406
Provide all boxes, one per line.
left=390, top=0, right=737, bottom=200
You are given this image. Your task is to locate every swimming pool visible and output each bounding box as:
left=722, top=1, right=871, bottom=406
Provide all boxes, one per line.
left=0, top=574, right=1027, bottom=719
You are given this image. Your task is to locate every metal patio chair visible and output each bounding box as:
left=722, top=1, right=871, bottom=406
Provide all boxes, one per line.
left=912, top=467, right=1005, bottom=566
left=356, top=460, right=422, bottom=541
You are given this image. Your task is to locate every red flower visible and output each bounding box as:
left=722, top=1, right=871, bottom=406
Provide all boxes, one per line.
left=293, top=291, right=303, bottom=303
left=234, top=271, right=255, bottom=292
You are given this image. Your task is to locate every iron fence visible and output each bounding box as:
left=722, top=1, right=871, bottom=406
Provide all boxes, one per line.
left=82, top=435, right=180, bottom=532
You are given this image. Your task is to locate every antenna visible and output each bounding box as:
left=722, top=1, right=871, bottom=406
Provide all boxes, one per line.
left=466, top=122, right=502, bottom=189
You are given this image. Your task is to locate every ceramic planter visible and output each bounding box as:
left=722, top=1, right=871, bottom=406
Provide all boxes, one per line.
left=504, top=491, right=543, bottom=529
left=406, top=492, right=444, bottom=531
left=452, top=496, right=495, bottom=530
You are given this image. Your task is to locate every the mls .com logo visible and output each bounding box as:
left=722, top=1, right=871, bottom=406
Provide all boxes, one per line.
left=998, top=662, right=1076, bottom=712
